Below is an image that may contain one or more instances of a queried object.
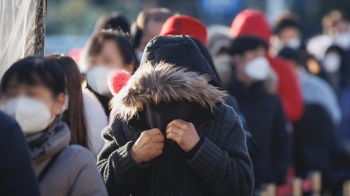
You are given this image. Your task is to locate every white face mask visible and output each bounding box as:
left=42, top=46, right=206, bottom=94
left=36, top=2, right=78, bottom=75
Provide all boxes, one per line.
left=61, top=95, right=69, bottom=114
left=4, top=96, right=54, bottom=134
left=244, top=57, right=270, bottom=81
left=334, top=32, right=350, bottom=50
left=284, top=37, right=301, bottom=50
left=86, top=66, right=112, bottom=96
left=323, top=53, right=342, bottom=73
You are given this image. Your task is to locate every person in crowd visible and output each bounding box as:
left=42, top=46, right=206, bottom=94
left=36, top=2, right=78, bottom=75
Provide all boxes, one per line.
left=1, top=57, right=107, bottom=196
left=207, top=25, right=233, bottom=89
left=323, top=10, right=350, bottom=50
left=207, top=25, right=278, bottom=94
left=273, top=13, right=305, bottom=55
left=93, top=12, right=131, bottom=35
left=322, top=45, right=350, bottom=140
left=47, top=54, right=107, bottom=157
left=278, top=47, right=341, bottom=126
left=98, top=36, right=254, bottom=196
left=293, top=104, right=350, bottom=194
left=159, top=16, right=258, bottom=159
left=228, top=36, right=290, bottom=188
left=230, top=9, right=304, bottom=122
left=131, top=8, right=174, bottom=62
left=0, top=111, right=40, bottom=195
left=83, top=30, right=137, bottom=118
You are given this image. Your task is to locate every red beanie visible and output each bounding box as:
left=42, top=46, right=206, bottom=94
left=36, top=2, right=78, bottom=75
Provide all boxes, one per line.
left=160, top=15, right=208, bottom=46
left=230, top=10, right=272, bottom=42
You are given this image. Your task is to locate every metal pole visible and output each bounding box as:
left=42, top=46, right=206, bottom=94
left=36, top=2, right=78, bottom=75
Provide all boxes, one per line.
left=34, top=0, right=46, bottom=56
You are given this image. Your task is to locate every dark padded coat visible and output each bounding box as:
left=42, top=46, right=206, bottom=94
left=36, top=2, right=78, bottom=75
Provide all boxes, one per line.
left=98, top=36, right=254, bottom=195
left=0, top=111, right=40, bottom=196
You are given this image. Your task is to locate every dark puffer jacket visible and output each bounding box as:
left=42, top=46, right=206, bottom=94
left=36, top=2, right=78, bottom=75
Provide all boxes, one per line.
left=0, top=111, right=40, bottom=196
left=98, top=36, right=254, bottom=196
left=231, top=81, right=290, bottom=188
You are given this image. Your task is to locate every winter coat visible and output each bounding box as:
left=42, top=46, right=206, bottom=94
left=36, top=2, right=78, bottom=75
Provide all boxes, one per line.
left=294, top=104, right=350, bottom=193
left=230, top=9, right=304, bottom=122
left=98, top=36, right=254, bottom=196
left=82, top=89, right=108, bottom=156
left=298, top=68, right=341, bottom=126
left=28, top=118, right=107, bottom=196
left=0, top=111, right=40, bottom=196
left=232, top=81, right=290, bottom=188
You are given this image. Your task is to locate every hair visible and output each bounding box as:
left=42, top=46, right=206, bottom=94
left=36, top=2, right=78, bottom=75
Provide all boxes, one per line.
left=136, top=8, right=174, bottom=30
left=85, top=30, right=137, bottom=71
left=93, top=12, right=130, bottom=34
left=229, top=36, right=268, bottom=56
left=46, top=54, right=90, bottom=149
left=1, top=56, right=65, bottom=97
left=274, top=13, right=301, bottom=34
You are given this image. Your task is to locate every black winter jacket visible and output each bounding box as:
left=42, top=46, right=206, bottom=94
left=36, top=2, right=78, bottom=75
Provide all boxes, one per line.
left=232, top=82, right=290, bottom=188
left=98, top=36, right=254, bottom=195
left=0, top=112, right=40, bottom=195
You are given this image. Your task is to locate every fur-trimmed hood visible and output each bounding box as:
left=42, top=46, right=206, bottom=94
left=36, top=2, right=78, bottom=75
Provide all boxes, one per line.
left=114, top=62, right=227, bottom=121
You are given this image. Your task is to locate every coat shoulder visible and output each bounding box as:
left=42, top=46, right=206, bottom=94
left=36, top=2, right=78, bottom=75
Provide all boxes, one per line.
left=205, top=104, right=244, bottom=141
left=59, top=145, right=96, bottom=164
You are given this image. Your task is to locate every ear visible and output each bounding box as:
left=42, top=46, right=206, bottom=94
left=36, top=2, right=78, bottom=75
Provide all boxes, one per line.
left=53, top=93, right=65, bottom=116
left=125, top=64, right=135, bottom=74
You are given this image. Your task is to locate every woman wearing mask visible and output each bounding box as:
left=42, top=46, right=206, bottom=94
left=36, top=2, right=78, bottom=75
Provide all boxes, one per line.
left=47, top=55, right=107, bottom=157
left=323, top=46, right=350, bottom=140
left=83, top=30, right=136, bottom=118
left=1, top=57, right=107, bottom=196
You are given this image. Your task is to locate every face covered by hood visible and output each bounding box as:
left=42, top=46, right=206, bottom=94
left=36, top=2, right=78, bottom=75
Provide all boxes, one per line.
left=230, top=9, right=272, bottom=43
left=114, top=36, right=227, bottom=131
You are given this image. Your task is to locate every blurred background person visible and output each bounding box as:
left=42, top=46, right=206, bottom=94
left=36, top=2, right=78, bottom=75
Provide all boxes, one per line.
left=83, top=30, right=137, bottom=119
left=277, top=47, right=341, bottom=127
left=131, top=8, right=174, bottom=62
left=273, top=13, right=307, bottom=62
left=293, top=104, right=350, bottom=194
left=0, top=57, right=107, bottom=196
left=47, top=55, right=107, bottom=157
left=229, top=36, right=290, bottom=188
left=93, top=12, right=131, bottom=34
left=207, top=25, right=232, bottom=89
left=322, top=45, right=350, bottom=141
left=323, top=10, right=350, bottom=51
left=0, top=111, right=40, bottom=196
left=230, top=9, right=304, bottom=123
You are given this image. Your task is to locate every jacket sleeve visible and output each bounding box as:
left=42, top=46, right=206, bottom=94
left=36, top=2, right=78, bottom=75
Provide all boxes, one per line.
left=0, top=113, right=41, bottom=196
left=272, top=57, right=304, bottom=122
left=97, top=122, right=150, bottom=196
left=69, top=148, right=108, bottom=196
left=187, top=116, right=254, bottom=196
left=271, top=99, right=290, bottom=184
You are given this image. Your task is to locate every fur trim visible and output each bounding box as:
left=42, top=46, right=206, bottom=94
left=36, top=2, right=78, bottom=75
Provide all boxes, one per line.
left=114, top=62, right=227, bottom=121
left=82, top=89, right=108, bottom=157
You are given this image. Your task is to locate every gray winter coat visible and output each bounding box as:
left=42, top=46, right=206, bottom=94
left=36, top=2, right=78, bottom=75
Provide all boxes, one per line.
left=28, top=118, right=107, bottom=196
